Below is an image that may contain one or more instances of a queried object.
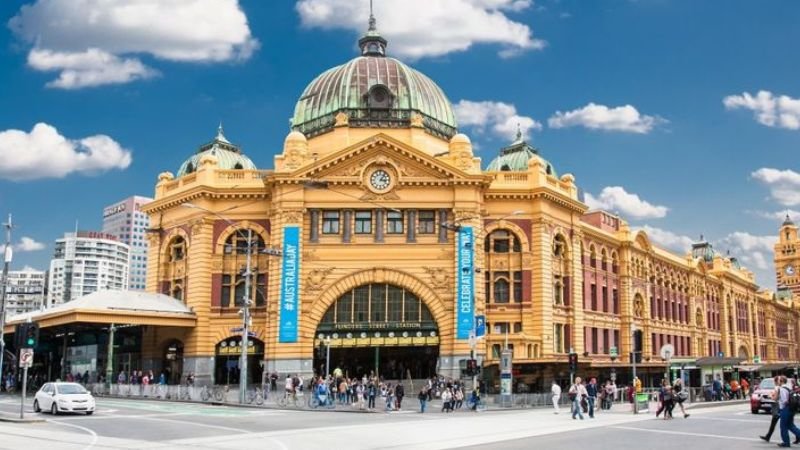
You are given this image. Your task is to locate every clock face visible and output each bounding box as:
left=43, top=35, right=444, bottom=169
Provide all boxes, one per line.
left=369, top=169, right=391, bottom=191
left=787, top=265, right=796, bottom=276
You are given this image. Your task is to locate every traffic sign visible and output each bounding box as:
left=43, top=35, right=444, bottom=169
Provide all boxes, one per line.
left=19, top=348, right=33, bottom=369
left=754, top=355, right=761, bottom=364
left=660, top=344, right=675, bottom=361
left=609, top=346, right=618, bottom=358
left=475, top=315, right=486, bottom=337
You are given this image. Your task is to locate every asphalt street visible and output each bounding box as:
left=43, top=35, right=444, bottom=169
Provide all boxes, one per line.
left=0, top=394, right=774, bottom=449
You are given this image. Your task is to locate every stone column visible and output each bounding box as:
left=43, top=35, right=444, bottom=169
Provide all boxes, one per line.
left=309, top=209, right=319, bottom=243
left=342, top=210, right=352, bottom=243
left=406, top=209, right=417, bottom=243
left=438, top=209, right=448, bottom=243
left=375, top=209, right=384, bottom=243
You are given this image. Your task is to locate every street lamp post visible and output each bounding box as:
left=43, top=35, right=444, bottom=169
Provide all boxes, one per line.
left=0, top=214, right=12, bottom=378
left=324, top=336, right=331, bottom=378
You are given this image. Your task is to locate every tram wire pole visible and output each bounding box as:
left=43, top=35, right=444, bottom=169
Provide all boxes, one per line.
left=0, top=214, right=12, bottom=382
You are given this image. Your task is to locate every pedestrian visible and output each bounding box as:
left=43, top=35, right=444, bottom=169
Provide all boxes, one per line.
left=603, top=381, right=614, bottom=410
left=760, top=376, right=781, bottom=443
left=117, top=370, right=126, bottom=385
left=454, top=387, right=464, bottom=410
left=441, top=387, right=453, bottom=413
left=656, top=378, right=669, bottom=418
left=356, top=382, right=365, bottom=409
left=551, top=380, right=562, bottom=414
left=367, top=382, right=377, bottom=409
left=395, top=380, right=405, bottom=410
left=586, top=377, right=598, bottom=418
left=776, top=375, right=800, bottom=447
left=712, top=375, right=723, bottom=401
left=418, top=387, right=428, bottom=413
left=569, top=377, right=587, bottom=420
left=741, top=377, right=750, bottom=397
left=385, top=384, right=395, bottom=411
left=673, top=378, right=690, bottom=418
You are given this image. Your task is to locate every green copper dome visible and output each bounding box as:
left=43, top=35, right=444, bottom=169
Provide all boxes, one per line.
left=691, top=238, right=716, bottom=263
left=291, top=15, right=457, bottom=140
left=486, top=130, right=557, bottom=176
left=177, top=125, right=256, bottom=177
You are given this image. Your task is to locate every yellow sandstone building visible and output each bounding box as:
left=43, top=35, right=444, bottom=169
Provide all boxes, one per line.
left=135, top=19, right=800, bottom=389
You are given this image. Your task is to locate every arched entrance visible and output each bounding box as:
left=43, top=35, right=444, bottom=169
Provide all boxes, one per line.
left=314, top=283, right=439, bottom=380
left=162, top=340, right=184, bottom=384
left=215, top=337, right=265, bottom=385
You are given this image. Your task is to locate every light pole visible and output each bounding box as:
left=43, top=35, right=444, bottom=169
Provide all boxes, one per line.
left=324, top=335, right=331, bottom=379
left=0, top=214, right=12, bottom=379
left=182, top=203, right=280, bottom=404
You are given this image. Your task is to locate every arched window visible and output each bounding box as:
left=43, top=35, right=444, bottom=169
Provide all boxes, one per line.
left=233, top=163, right=244, bottom=170
left=589, top=245, right=597, bottom=268
left=486, top=230, right=521, bottom=253
left=218, top=229, right=269, bottom=308
left=367, top=85, right=392, bottom=109
left=170, top=236, right=185, bottom=262
left=185, top=163, right=195, bottom=174
left=494, top=277, right=510, bottom=303
left=554, top=281, right=563, bottom=305
left=172, top=283, right=184, bottom=302
left=484, top=228, right=524, bottom=303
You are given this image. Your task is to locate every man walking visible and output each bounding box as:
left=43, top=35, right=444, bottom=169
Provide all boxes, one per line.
left=777, top=376, right=800, bottom=448
left=551, top=380, right=562, bottom=414
left=586, top=377, right=598, bottom=418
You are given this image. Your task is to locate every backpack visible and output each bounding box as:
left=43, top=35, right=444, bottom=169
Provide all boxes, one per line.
left=785, top=386, right=800, bottom=413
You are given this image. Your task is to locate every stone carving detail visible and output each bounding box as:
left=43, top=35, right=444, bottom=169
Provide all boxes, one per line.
left=306, top=267, right=334, bottom=291
left=303, top=248, right=318, bottom=261
left=410, top=112, right=424, bottom=128
left=360, top=191, right=400, bottom=201
left=634, top=297, right=644, bottom=318
left=282, top=209, right=304, bottom=224
left=211, top=260, right=224, bottom=271
left=423, top=266, right=450, bottom=291
left=334, top=111, right=349, bottom=127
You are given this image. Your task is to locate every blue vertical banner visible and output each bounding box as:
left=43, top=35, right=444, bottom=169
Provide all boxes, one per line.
left=457, top=226, right=475, bottom=339
left=279, top=225, right=300, bottom=343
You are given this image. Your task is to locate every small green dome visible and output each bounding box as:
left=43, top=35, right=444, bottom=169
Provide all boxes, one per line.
left=177, top=125, right=256, bottom=177
left=291, top=16, right=457, bottom=140
left=486, top=131, right=557, bottom=176
left=691, top=238, right=715, bottom=263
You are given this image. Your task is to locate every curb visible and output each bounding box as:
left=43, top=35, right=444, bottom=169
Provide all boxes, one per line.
left=0, top=415, right=46, bottom=423
left=686, top=399, right=748, bottom=410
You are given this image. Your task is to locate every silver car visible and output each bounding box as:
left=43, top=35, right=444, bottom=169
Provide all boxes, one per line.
left=33, top=382, right=96, bottom=415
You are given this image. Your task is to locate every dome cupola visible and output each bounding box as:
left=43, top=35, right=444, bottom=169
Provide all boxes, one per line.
left=486, top=126, right=557, bottom=176
left=177, top=124, right=256, bottom=177
left=291, top=10, right=457, bottom=140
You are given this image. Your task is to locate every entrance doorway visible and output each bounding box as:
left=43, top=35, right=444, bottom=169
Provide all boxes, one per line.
left=322, top=345, right=438, bottom=380
left=214, top=337, right=264, bottom=386
left=315, top=283, right=439, bottom=380
left=163, top=340, right=184, bottom=384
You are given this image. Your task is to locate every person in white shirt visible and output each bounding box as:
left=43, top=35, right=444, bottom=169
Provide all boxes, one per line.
left=569, top=377, right=588, bottom=420
left=551, top=380, right=562, bottom=414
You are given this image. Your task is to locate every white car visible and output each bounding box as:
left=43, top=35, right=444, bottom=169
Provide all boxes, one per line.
left=33, top=382, right=96, bottom=415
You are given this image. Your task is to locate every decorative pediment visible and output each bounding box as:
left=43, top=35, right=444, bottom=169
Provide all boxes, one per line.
left=283, top=134, right=491, bottom=186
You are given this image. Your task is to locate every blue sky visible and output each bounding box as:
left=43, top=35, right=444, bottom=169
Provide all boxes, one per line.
left=0, top=0, right=798, bottom=288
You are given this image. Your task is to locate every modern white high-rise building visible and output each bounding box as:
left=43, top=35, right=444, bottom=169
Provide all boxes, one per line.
left=5, top=268, right=46, bottom=316
left=102, top=195, right=152, bottom=291
left=47, top=231, right=130, bottom=307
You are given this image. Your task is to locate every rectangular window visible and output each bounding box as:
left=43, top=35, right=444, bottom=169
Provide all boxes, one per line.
left=591, top=328, right=598, bottom=354
left=418, top=210, right=435, bottom=234
left=494, top=322, right=510, bottom=334
left=387, top=286, right=403, bottom=321
left=387, top=211, right=404, bottom=234
left=613, top=330, right=620, bottom=352
left=221, top=275, right=232, bottom=307
left=513, top=322, right=522, bottom=333
left=513, top=271, right=523, bottom=303
left=590, top=284, right=597, bottom=311
left=603, top=329, right=609, bottom=354
left=493, top=272, right=510, bottom=303
left=485, top=272, right=491, bottom=303
left=322, top=211, right=340, bottom=234
left=612, top=288, right=619, bottom=314
left=354, top=211, right=372, bottom=234
left=353, top=285, right=369, bottom=322
left=554, top=324, right=563, bottom=353
left=602, top=286, right=608, bottom=312
left=371, top=284, right=386, bottom=322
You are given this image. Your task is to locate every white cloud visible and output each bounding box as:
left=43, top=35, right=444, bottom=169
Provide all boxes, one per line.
left=9, top=0, right=258, bottom=88
left=0, top=123, right=132, bottom=180
left=454, top=100, right=541, bottom=141
left=751, top=168, right=800, bottom=206
left=752, top=209, right=800, bottom=223
left=584, top=186, right=668, bottom=219
left=0, top=236, right=46, bottom=253
left=296, top=0, right=545, bottom=59
left=548, top=103, right=664, bottom=133
left=635, top=225, right=694, bottom=253
left=28, top=48, right=158, bottom=89
left=723, top=90, right=800, bottom=130
left=719, top=232, right=778, bottom=287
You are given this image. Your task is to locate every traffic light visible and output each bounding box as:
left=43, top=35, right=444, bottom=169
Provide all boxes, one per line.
left=466, top=359, right=478, bottom=376
left=16, top=322, right=39, bottom=349
left=630, top=330, right=643, bottom=364
left=568, top=353, right=578, bottom=373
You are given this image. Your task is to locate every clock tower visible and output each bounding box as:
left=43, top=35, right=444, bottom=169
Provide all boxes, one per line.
left=775, top=214, right=800, bottom=298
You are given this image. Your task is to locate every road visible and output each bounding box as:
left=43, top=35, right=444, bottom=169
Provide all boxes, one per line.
left=0, top=395, right=773, bottom=449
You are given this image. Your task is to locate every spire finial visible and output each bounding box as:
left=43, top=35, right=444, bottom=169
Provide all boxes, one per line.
left=699, top=234, right=704, bottom=242
left=515, top=123, right=523, bottom=142
left=368, top=0, right=376, bottom=31
left=217, top=122, right=224, bottom=139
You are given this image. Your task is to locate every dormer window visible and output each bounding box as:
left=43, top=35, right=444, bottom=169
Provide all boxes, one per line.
left=185, top=163, right=194, bottom=174
left=367, top=85, right=392, bottom=109
left=233, top=163, right=243, bottom=170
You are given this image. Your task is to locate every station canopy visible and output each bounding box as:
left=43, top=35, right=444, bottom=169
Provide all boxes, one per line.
left=3, top=290, right=196, bottom=333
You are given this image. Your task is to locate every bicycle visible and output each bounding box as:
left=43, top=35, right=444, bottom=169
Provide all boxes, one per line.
left=179, top=385, right=192, bottom=401
left=247, top=387, right=265, bottom=406
left=310, top=392, right=336, bottom=409
left=213, top=385, right=229, bottom=402
left=466, top=397, right=487, bottom=412
left=277, top=391, right=300, bottom=408
left=200, top=385, right=212, bottom=402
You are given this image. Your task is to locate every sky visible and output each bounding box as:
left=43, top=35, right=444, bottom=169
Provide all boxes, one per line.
left=0, top=0, right=798, bottom=289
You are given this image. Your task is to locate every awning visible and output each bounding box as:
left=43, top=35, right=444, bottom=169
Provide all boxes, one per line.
left=695, top=356, right=745, bottom=367
left=734, top=364, right=762, bottom=372
left=758, top=363, right=791, bottom=372
left=3, top=290, right=196, bottom=333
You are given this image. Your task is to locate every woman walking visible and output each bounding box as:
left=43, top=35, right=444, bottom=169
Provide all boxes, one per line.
left=673, top=378, right=690, bottom=418
left=418, top=387, right=428, bottom=413
left=656, top=379, right=669, bottom=418
left=569, top=377, right=587, bottom=420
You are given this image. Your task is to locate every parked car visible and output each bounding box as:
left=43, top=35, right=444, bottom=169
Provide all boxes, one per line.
left=33, top=382, right=96, bottom=415
left=750, top=378, right=776, bottom=414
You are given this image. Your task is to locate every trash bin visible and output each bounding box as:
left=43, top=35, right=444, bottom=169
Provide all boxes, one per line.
left=635, top=393, right=649, bottom=413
